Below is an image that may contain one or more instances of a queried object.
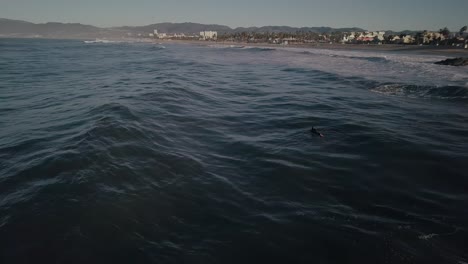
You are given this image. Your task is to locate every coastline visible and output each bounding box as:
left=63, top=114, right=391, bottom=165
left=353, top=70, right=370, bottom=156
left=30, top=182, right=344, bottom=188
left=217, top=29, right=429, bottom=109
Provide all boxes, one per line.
left=160, top=39, right=468, bottom=57
left=2, top=36, right=467, bottom=57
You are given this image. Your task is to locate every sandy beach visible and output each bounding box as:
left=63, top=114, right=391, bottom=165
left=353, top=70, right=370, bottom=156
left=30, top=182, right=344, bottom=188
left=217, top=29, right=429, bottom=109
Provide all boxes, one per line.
left=159, top=39, right=468, bottom=57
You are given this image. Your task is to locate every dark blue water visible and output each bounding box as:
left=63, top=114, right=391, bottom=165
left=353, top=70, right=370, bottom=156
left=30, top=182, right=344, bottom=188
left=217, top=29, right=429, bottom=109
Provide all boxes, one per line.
left=1, top=38, right=468, bottom=264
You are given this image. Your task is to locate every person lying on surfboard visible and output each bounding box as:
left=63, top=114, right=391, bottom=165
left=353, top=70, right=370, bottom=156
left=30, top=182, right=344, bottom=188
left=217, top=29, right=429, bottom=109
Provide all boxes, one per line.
left=311, top=127, right=324, bottom=137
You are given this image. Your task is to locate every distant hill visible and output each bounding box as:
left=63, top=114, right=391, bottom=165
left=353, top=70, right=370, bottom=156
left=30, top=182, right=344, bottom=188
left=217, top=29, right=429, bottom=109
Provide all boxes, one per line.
left=0, top=18, right=119, bottom=38
left=384, top=30, right=420, bottom=36
left=118, top=24, right=365, bottom=34
left=113, top=22, right=233, bottom=34
left=0, top=18, right=366, bottom=39
left=0, top=18, right=35, bottom=36
left=231, top=26, right=365, bottom=34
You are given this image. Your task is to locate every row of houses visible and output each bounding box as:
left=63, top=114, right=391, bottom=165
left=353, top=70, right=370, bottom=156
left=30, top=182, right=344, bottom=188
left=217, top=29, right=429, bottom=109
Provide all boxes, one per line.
left=143, top=29, right=218, bottom=40
left=136, top=28, right=467, bottom=47
left=133, top=29, right=218, bottom=40
left=342, top=31, right=386, bottom=43
left=389, top=35, right=416, bottom=44
left=199, top=31, right=217, bottom=40
left=150, top=30, right=195, bottom=39
left=342, top=31, right=468, bottom=47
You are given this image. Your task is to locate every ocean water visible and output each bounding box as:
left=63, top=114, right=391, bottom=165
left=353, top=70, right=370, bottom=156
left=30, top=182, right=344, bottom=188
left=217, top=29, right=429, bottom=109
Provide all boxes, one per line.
left=0, top=38, right=467, bottom=264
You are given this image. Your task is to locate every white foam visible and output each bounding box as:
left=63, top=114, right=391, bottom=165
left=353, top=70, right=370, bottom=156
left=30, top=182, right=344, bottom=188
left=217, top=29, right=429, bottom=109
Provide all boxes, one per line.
left=252, top=47, right=468, bottom=87
left=84, top=39, right=118, bottom=44
left=419, top=233, right=438, bottom=240
left=202, top=44, right=467, bottom=87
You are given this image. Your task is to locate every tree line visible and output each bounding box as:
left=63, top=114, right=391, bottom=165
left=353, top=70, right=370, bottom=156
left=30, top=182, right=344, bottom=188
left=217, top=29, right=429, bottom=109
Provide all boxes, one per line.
left=215, top=26, right=467, bottom=45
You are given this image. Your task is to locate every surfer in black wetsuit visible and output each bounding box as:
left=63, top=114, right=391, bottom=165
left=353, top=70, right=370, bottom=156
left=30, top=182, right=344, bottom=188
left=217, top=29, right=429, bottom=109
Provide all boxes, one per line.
left=311, top=127, right=324, bottom=137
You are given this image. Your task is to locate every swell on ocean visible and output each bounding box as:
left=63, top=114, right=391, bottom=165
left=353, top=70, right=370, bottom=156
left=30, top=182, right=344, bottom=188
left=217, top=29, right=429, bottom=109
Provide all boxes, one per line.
left=0, top=38, right=467, bottom=264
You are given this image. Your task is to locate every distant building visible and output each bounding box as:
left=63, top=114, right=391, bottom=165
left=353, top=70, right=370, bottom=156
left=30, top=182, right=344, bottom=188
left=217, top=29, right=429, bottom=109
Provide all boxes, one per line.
left=342, top=32, right=356, bottom=43
left=422, top=32, right=445, bottom=44
left=402, top=35, right=415, bottom=44
left=200, top=31, right=217, bottom=40
left=390, top=35, right=401, bottom=42
left=391, top=35, right=415, bottom=44
left=342, top=31, right=385, bottom=43
left=154, top=29, right=158, bottom=35
left=282, top=37, right=297, bottom=45
left=357, top=31, right=385, bottom=42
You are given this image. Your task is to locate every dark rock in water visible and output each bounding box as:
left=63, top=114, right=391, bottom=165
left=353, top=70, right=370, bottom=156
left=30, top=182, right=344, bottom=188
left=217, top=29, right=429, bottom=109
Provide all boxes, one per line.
left=434, top=57, right=468, bottom=66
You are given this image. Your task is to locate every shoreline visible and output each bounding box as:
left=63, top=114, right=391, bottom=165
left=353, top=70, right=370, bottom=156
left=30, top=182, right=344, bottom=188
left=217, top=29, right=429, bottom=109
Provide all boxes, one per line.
left=2, top=36, right=467, bottom=56
left=161, top=39, right=468, bottom=57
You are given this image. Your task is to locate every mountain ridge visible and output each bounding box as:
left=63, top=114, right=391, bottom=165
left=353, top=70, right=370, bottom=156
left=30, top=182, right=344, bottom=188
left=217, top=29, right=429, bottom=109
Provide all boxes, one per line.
left=0, top=18, right=367, bottom=38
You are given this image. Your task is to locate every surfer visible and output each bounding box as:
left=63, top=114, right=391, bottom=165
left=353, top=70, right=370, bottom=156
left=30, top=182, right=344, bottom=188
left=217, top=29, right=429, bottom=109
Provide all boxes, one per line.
left=310, top=127, right=324, bottom=137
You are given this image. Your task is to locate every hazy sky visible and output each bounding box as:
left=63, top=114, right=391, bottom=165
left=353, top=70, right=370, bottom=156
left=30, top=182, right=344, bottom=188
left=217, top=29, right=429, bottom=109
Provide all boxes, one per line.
left=1, top=0, right=467, bottom=31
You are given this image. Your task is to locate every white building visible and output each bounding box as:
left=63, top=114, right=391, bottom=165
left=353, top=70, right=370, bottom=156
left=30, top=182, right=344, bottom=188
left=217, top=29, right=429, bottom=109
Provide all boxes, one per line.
left=200, top=31, right=217, bottom=40
left=343, top=31, right=386, bottom=43
left=390, top=35, right=415, bottom=44
left=342, top=32, right=356, bottom=43
left=175, top=33, right=186, bottom=38
left=418, top=32, right=445, bottom=44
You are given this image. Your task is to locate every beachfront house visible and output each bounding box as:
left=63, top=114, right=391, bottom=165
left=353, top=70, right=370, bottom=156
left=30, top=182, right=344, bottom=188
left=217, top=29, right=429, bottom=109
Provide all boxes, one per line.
left=343, top=31, right=385, bottom=43
left=390, top=35, right=401, bottom=43
left=282, top=37, right=297, bottom=45
left=342, top=32, right=356, bottom=43
left=460, top=32, right=468, bottom=41
left=422, top=31, right=445, bottom=44
left=390, top=35, right=415, bottom=44
left=200, top=31, right=218, bottom=40
left=402, top=35, right=415, bottom=44
left=173, top=33, right=186, bottom=38
left=462, top=33, right=468, bottom=48
left=357, top=31, right=385, bottom=42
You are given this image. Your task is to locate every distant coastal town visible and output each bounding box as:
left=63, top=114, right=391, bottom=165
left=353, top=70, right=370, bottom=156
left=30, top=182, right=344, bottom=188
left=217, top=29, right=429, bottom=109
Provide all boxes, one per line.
left=0, top=18, right=467, bottom=49
left=143, top=27, right=468, bottom=49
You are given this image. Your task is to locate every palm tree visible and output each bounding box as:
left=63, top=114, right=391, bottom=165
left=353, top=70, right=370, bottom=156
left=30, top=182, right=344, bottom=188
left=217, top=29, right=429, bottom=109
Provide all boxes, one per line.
left=415, top=31, right=424, bottom=45
left=460, top=26, right=467, bottom=35
left=439, top=27, right=450, bottom=38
